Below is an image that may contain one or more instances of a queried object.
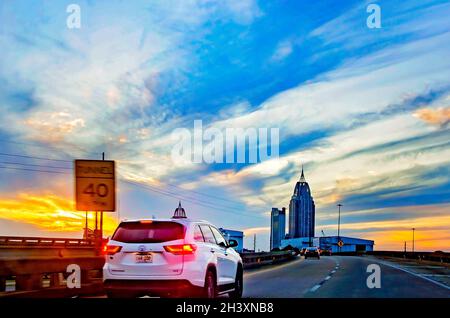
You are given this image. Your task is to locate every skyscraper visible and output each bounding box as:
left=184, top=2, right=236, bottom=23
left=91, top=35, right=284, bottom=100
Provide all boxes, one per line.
left=289, top=167, right=315, bottom=238
left=270, top=207, right=286, bottom=250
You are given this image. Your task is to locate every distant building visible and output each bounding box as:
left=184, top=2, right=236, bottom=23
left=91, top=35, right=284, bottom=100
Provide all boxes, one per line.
left=270, top=207, right=286, bottom=250
left=280, top=236, right=374, bottom=254
left=281, top=237, right=319, bottom=250
left=320, top=236, right=374, bottom=254
left=289, top=167, right=315, bottom=238
left=172, top=201, right=187, bottom=218
left=220, top=228, right=244, bottom=253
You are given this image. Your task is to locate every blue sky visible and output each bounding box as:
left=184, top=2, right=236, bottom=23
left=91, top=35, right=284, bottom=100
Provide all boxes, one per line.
left=0, top=0, right=449, bottom=251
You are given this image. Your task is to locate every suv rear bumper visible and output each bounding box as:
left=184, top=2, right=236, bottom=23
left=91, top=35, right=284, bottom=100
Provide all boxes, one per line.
left=104, top=279, right=202, bottom=297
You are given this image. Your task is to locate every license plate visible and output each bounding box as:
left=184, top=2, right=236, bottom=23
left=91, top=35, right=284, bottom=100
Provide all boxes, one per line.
left=135, top=253, right=153, bottom=263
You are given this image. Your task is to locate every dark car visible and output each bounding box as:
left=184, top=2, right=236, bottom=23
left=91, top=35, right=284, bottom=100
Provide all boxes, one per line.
left=304, top=247, right=320, bottom=259
left=300, top=248, right=307, bottom=256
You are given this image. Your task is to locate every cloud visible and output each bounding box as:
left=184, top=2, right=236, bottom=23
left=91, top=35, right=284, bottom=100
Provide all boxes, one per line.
left=309, top=0, right=450, bottom=51
left=222, top=0, right=263, bottom=24
left=0, top=192, right=118, bottom=234
left=271, top=40, right=294, bottom=61
left=243, top=226, right=269, bottom=236
left=414, top=107, right=450, bottom=127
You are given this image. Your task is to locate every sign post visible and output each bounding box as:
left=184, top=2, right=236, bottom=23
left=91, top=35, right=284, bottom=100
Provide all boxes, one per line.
left=75, top=160, right=116, bottom=212
left=75, top=159, right=115, bottom=249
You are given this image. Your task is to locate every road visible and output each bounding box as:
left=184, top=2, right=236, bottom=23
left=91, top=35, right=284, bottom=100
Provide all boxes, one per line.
left=243, top=255, right=450, bottom=298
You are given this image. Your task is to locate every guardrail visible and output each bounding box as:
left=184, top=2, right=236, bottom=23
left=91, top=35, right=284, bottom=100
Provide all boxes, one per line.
left=0, top=236, right=95, bottom=247
left=0, top=236, right=104, bottom=298
left=368, top=251, right=450, bottom=264
left=241, top=250, right=297, bottom=269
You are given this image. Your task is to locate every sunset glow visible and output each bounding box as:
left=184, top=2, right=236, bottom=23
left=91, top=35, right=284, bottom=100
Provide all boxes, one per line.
left=0, top=193, right=118, bottom=235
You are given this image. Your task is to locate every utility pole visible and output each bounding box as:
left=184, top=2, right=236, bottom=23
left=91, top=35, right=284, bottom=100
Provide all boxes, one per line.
left=253, top=234, right=256, bottom=252
left=337, top=203, right=343, bottom=254
left=84, top=211, right=88, bottom=239
left=337, top=204, right=342, bottom=238
left=99, top=152, right=105, bottom=241
left=412, top=228, right=415, bottom=253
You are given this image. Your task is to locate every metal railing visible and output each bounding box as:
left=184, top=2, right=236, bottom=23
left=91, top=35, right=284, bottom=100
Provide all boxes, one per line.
left=241, top=250, right=297, bottom=269
left=0, top=236, right=95, bottom=247
left=368, top=251, right=450, bottom=264
left=0, top=236, right=104, bottom=297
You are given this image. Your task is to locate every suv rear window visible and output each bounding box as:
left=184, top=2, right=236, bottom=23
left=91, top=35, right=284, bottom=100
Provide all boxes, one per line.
left=112, top=221, right=185, bottom=243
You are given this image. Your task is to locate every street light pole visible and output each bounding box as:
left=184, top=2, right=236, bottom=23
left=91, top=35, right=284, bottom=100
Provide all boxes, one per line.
left=412, top=228, right=415, bottom=253
left=337, top=204, right=342, bottom=238
left=337, top=203, right=343, bottom=254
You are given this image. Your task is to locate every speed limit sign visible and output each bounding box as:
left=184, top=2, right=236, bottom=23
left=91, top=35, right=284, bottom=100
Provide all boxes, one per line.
left=75, top=160, right=115, bottom=211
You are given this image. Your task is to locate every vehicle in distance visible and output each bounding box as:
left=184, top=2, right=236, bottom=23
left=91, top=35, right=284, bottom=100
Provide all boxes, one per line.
left=304, top=247, right=321, bottom=259
left=103, top=218, right=243, bottom=298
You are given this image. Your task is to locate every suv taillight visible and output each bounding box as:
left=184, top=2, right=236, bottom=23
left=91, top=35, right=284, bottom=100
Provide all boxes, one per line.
left=103, top=245, right=122, bottom=255
left=164, top=244, right=197, bottom=255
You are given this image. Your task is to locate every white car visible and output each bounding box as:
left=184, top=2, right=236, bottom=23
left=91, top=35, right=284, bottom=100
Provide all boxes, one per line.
left=103, top=218, right=243, bottom=298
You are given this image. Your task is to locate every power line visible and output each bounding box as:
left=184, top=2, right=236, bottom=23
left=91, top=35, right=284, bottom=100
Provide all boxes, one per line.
left=0, top=147, right=250, bottom=208
left=122, top=178, right=265, bottom=220
left=0, top=161, right=72, bottom=170
left=0, top=138, right=99, bottom=156
left=0, top=152, right=72, bottom=163
left=119, top=167, right=245, bottom=208
left=0, top=166, right=70, bottom=174
left=0, top=151, right=267, bottom=220
left=119, top=170, right=244, bottom=211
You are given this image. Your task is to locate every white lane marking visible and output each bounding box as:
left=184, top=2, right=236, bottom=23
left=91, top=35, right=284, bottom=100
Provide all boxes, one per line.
left=377, top=260, right=450, bottom=291
left=324, top=276, right=331, bottom=280
left=331, top=270, right=336, bottom=273
left=310, top=284, right=321, bottom=292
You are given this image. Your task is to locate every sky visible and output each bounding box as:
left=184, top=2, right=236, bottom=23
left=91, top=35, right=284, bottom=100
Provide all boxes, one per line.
left=0, top=0, right=449, bottom=252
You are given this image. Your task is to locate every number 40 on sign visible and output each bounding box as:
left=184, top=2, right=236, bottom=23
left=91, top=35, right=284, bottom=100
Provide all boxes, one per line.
left=75, top=160, right=116, bottom=211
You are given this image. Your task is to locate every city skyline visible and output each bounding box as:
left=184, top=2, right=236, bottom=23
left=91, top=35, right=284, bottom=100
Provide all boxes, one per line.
left=0, top=1, right=449, bottom=252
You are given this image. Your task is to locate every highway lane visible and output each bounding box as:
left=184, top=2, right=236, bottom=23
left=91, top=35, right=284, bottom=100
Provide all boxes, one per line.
left=243, top=256, right=337, bottom=297
left=243, top=256, right=450, bottom=298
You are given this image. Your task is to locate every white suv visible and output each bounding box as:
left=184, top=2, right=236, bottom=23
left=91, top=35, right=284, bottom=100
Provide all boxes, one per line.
left=103, top=218, right=243, bottom=298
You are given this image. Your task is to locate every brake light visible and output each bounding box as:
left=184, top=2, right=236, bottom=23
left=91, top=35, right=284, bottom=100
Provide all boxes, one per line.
left=140, top=220, right=153, bottom=224
left=103, top=245, right=122, bottom=255
left=164, top=244, right=197, bottom=255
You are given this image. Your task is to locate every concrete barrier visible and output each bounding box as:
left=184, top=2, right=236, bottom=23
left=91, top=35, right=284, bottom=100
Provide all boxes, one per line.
left=241, top=251, right=296, bottom=269
left=368, top=251, right=450, bottom=264
left=0, top=236, right=105, bottom=298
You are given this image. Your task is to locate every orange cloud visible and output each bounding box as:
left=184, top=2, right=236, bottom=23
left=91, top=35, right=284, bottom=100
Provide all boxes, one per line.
left=0, top=193, right=118, bottom=236
left=413, top=107, right=450, bottom=126
left=24, top=112, right=85, bottom=142
left=243, top=226, right=270, bottom=236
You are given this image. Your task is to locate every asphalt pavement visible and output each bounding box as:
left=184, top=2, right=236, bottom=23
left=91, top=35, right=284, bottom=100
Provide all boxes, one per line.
left=243, top=255, right=450, bottom=298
